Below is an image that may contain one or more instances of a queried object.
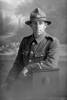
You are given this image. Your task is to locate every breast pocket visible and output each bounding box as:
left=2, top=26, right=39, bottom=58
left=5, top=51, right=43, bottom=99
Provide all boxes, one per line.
left=22, top=50, right=29, bottom=56
left=22, top=50, right=29, bottom=65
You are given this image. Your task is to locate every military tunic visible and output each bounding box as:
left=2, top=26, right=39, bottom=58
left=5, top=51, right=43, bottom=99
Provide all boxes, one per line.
left=7, top=33, right=60, bottom=82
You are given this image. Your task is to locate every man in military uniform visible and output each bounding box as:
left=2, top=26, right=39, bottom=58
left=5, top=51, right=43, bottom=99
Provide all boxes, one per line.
left=5, top=8, right=60, bottom=86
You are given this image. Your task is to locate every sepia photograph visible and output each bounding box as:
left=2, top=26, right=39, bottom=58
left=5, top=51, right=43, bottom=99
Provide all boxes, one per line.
left=0, top=0, right=67, bottom=100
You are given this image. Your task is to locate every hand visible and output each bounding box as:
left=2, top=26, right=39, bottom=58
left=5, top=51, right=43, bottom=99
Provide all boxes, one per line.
left=22, top=67, right=28, bottom=76
left=29, top=63, right=42, bottom=70
left=26, top=63, right=42, bottom=73
left=36, top=63, right=42, bottom=69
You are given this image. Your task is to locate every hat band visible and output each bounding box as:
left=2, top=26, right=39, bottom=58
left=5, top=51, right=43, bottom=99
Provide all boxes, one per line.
left=30, top=17, right=46, bottom=22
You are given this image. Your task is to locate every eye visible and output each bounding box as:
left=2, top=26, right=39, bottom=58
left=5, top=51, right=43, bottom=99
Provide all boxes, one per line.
left=38, top=21, right=44, bottom=25
left=31, top=21, right=37, bottom=26
left=33, top=21, right=37, bottom=25
left=39, top=21, right=42, bottom=24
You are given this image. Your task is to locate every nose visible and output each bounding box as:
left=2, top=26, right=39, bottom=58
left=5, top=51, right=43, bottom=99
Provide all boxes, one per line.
left=36, top=22, right=40, bottom=28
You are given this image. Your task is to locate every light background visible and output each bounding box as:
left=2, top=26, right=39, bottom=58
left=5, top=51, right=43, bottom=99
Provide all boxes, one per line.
left=0, top=0, right=67, bottom=44
left=0, top=0, right=67, bottom=100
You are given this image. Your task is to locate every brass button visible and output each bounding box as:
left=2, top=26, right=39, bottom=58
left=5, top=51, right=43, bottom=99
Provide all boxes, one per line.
left=41, top=62, right=43, bottom=65
left=35, top=54, right=37, bottom=57
left=30, top=51, right=33, bottom=54
left=32, top=42, right=35, bottom=45
left=29, top=59, right=32, bottom=62
left=41, top=54, right=43, bottom=56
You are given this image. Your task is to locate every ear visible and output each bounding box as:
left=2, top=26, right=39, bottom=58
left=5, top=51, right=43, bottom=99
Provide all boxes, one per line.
left=29, top=23, right=32, bottom=27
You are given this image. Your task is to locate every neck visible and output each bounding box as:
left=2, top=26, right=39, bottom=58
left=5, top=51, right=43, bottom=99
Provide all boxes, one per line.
left=33, top=31, right=46, bottom=39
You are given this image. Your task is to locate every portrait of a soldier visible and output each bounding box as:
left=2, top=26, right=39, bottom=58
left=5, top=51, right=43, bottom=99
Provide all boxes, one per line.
left=4, top=8, right=60, bottom=87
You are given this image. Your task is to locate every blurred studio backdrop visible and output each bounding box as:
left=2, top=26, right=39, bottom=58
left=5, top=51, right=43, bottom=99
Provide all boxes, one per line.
left=0, top=0, right=67, bottom=100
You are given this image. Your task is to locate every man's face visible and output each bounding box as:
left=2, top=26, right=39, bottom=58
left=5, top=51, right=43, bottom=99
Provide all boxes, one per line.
left=30, top=20, right=47, bottom=37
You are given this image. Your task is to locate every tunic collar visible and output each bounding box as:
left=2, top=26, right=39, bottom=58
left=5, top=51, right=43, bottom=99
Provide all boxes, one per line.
left=35, top=34, right=46, bottom=44
left=30, top=32, right=50, bottom=45
left=33, top=33, right=47, bottom=44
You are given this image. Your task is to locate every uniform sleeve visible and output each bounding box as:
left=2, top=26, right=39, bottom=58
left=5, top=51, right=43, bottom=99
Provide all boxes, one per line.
left=6, top=38, right=25, bottom=83
left=40, top=38, right=60, bottom=68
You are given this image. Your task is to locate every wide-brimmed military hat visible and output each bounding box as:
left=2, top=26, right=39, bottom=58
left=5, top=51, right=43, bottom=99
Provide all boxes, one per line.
left=25, top=8, right=51, bottom=25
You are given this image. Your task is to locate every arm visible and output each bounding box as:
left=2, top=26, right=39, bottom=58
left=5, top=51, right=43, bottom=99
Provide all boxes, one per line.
left=39, top=38, right=60, bottom=69
left=6, top=38, right=25, bottom=84
left=24, top=38, right=60, bottom=74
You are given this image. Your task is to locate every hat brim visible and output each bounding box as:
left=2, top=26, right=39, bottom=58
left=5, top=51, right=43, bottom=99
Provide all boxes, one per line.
left=25, top=20, right=51, bottom=25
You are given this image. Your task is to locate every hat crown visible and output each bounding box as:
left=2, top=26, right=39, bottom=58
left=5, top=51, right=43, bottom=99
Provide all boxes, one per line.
left=30, top=8, right=46, bottom=20
left=32, top=8, right=39, bottom=13
left=25, top=8, right=51, bottom=25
